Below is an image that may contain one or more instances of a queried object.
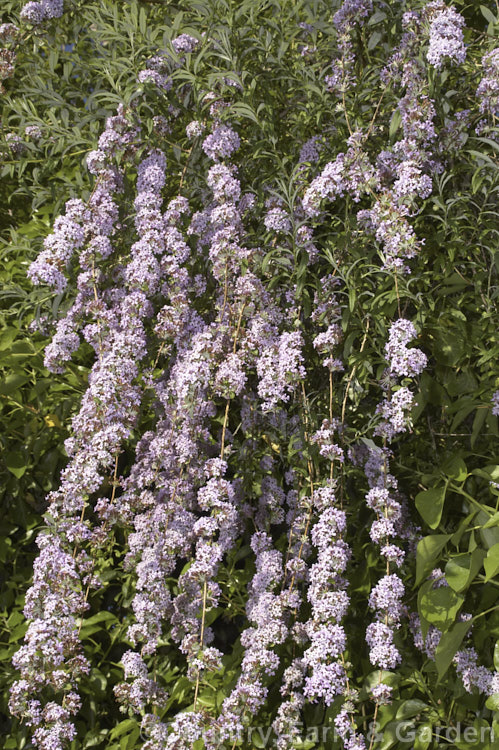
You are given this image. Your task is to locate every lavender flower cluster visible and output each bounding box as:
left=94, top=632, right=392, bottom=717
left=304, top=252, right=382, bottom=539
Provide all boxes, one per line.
left=375, top=320, right=427, bottom=440
left=20, top=0, right=63, bottom=25
left=10, top=0, right=498, bottom=747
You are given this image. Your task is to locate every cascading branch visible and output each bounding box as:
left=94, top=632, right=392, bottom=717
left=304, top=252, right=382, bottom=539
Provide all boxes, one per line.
left=5, top=0, right=499, bottom=747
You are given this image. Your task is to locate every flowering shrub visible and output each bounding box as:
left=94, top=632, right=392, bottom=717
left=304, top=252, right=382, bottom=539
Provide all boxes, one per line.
left=1, top=0, right=498, bottom=748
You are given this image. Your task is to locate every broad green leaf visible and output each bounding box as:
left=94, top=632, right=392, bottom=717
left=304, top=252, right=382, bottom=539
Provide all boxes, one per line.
left=420, top=587, right=464, bottom=631
left=0, top=373, right=29, bottom=396
left=445, top=550, right=486, bottom=592
left=484, top=543, right=499, bottom=581
left=416, top=535, right=451, bottom=585
left=79, top=611, right=117, bottom=638
left=486, top=694, right=499, bottom=712
left=445, top=556, right=471, bottom=591
left=414, top=723, right=433, bottom=750
left=389, top=110, right=401, bottom=139
left=480, top=5, right=497, bottom=25
left=415, top=486, right=446, bottom=529
left=471, top=407, right=487, bottom=448
left=4, top=452, right=27, bottom=479
left=364, top=670, right=400, bottom=690
left=483, top=511, right=499, bottom=529
left=110, top=720, right=139, bottom=740
left=395, top=699, right=429, bottom=720
left=442, top=456, right=468, bottom=482
left=0, top=328, right=17, bottom=350
left=435, top=620, right=472, bottom=679
left=376, top=721, right=414, bottom=750
left=473, top=465, right=499, bottom=483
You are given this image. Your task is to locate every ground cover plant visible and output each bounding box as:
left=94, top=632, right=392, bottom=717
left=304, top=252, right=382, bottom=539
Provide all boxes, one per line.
left=0, top=0, right=499, bottom=747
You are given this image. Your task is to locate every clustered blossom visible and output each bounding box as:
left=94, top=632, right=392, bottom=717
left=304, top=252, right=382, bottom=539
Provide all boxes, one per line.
left=114, top=652, right=168, bottom=714
left=171, top=33, right=199, bottom=55
left=409, top=613, right=441, bottom=658
left=264, top=206, right=291, bottom=233
left=20, top=0, right=63, bottom=25
left=29, top=105, right=136, bottom=305
left=362, top=463, right=407, bottom=674
left=138, top=67, right=172, bottom=91
left=359, top=316, right=428, bottom=708
left=375, top=319, right=427, bottom=440
left=323, top=0, right=370, bottom=101
left=385, top=319, right=427, bottom=377
left=273, top=271, right=358, bottom=744
left=375, top=386, right=414, bottom=440
left=326, top=0, right=373, bottom=98
left=310, top=276, right=344, bottom=371
left=337, top=5, right=451, bottom=272
left=271, top=483, right=317, bottom=747
left=0, top=24, right=18, bottom=91
left=477, top=49, right=499, bottom=117
left=206, top=531, right=294, bottom=747
left=333, top=0, right=373, bottom=33
left=454, top=648, right=499, bottom=696
left=303, top=495, right=350, bottom=705
left=256, top=331, right=306, bottom=412
left=11, top=1, right=494, bottom=747
left=299, top=135, right=322, bottom=164
left=312, top=420, right=344, bottom=462
left=172, top=475, right=239, bottom=679
left=202, top=124, right=241, bottom=161
left=25, top=124, right=43, bottom=140
left=425, top=1, right=466, bottom=69
left=11, top=108, right=156, bottom=749
left=302, top=138, right=377, bottom=217
left=186, top=119, right=205, bottom=138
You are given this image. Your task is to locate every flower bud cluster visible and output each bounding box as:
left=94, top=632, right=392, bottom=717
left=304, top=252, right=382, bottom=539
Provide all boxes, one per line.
left=11, top=2, right=495, bottom=746
left=21, top=0, right=63, bottom=25
left=206, top=531, right=294, bottom=747
left=375, top=319, right=426, bottom=440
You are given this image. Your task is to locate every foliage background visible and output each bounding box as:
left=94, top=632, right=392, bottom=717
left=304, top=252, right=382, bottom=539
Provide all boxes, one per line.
left=0, top=0, right=498, bottom=747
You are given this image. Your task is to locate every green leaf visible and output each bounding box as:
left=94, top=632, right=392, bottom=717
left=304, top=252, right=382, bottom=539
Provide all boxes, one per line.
left=471, top=407, right=487, bottom=447
left=82, top=728, right=109, bottom=748
left=0, top=328, right=17, bottom=350
left=4, top=451, right=27, bottom=479
left=389, top=110, right=401, bottom=139
left=445, top=550, right=486, bottom=592
left=230, top=103, right=259, bottom=125
left=473, top=465, right=499, bottom=483
left=435, top=620, right=472, bottom=679
left=368, top=30, right=382, bottom=50
left=416, top=534, right=452, bottom=585
left=442, top=456, right=468, bottom=482
left=415, top=486, right=446, bottom=529
left=486, top=693, right=499, bottom=711
left=395, top=699, right=429, bottom=720
left=419, top=587, right=464, bottom=631
left=364, top=670, right=401, bottom=690
left=79, top=610, right=117, bottom=638
left=110, top=720, right=139, bottom=740
left=484, top=543, right=499, bottom=581
left=445, top=556, right=471, bottom=592
left=414, top=723, right=433, bottom=750
left=483, top=511, right=499, bottom=529
left=480, top=5, right=497, bottom=25
left=8, top=620, right=28, bottom=643
left=376, top=721, right=415, bottom=750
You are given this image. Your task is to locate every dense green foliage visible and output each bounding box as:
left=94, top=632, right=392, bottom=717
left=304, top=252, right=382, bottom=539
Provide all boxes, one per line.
left=1, top=0, right=498, bottom=748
